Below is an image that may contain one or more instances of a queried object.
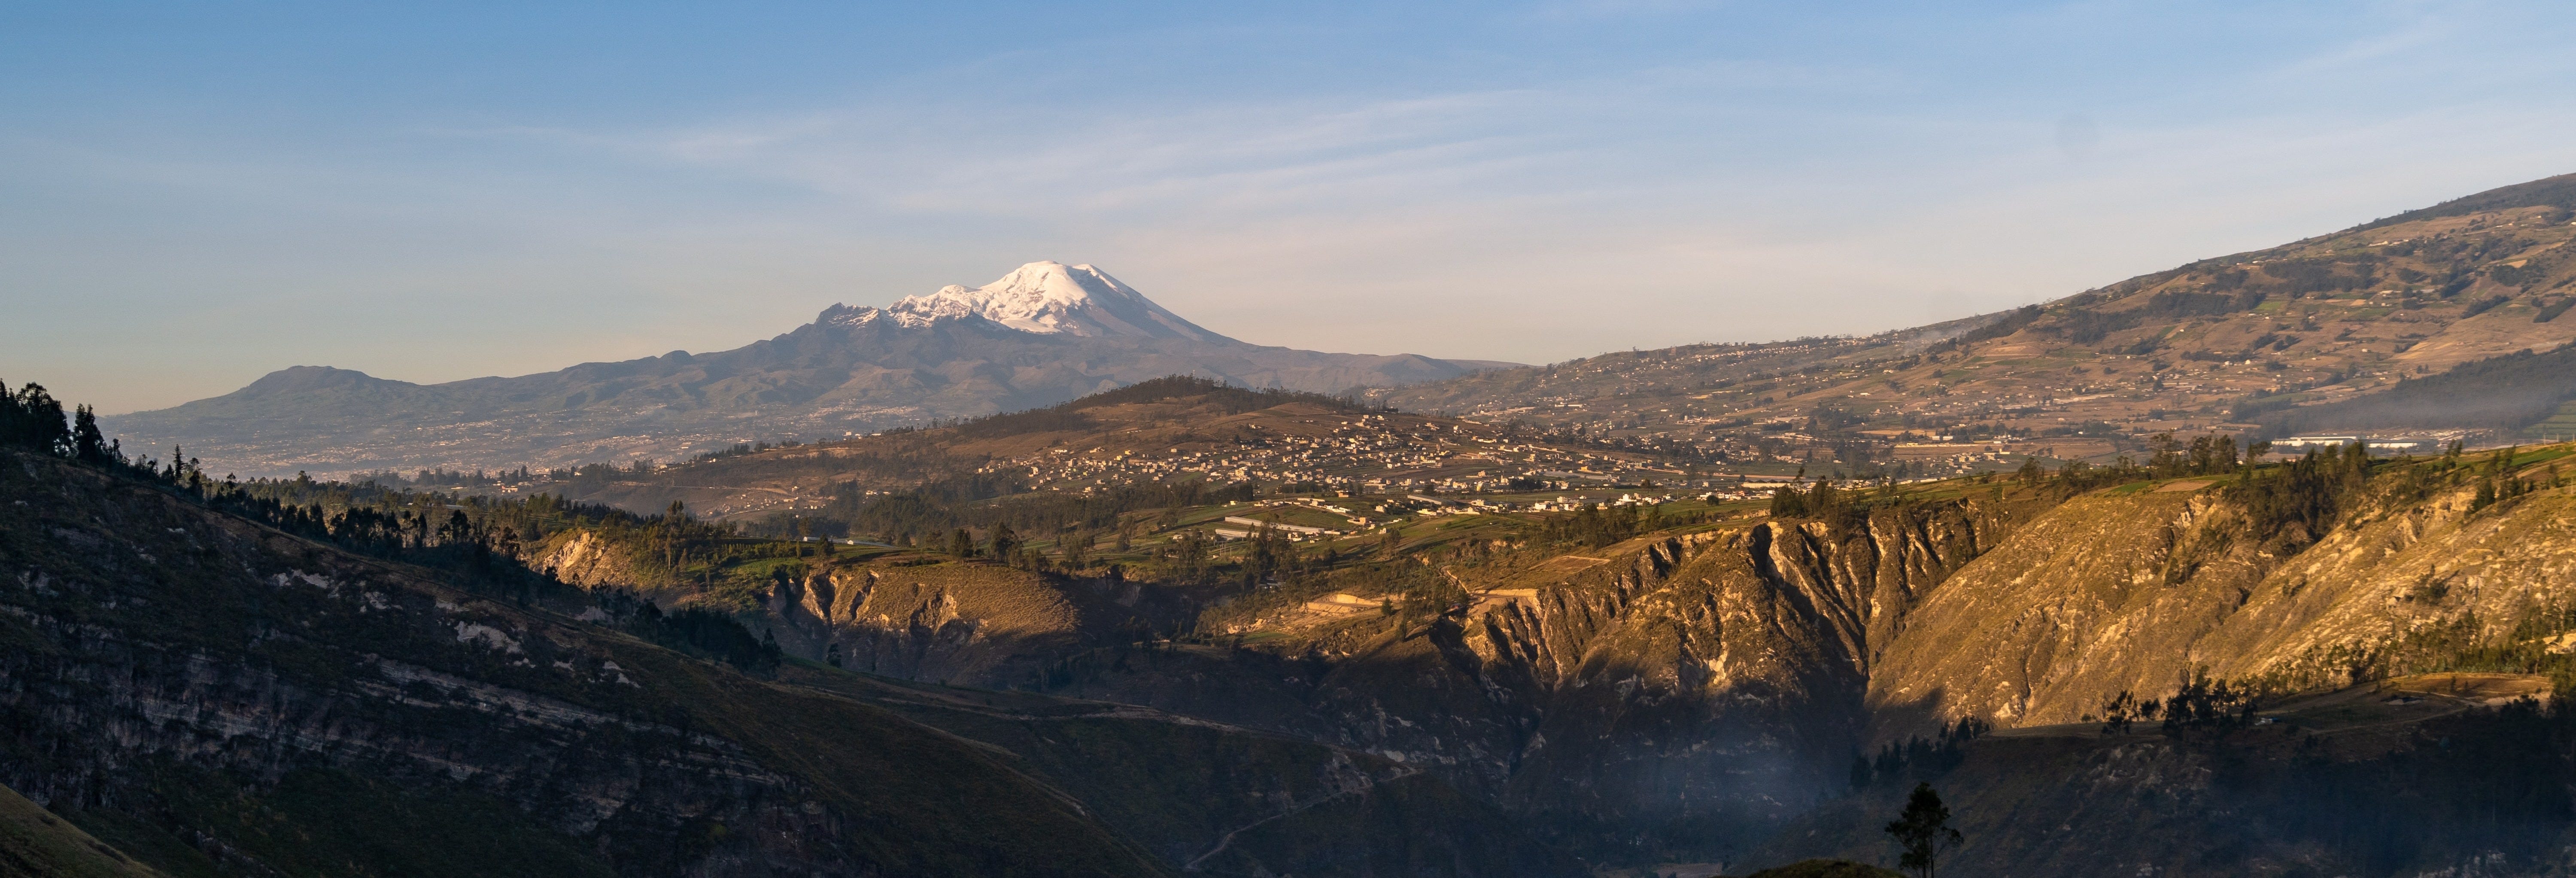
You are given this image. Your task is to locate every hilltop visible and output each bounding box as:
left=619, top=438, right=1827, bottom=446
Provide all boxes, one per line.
left=104, top=261, right=1513, bottom=479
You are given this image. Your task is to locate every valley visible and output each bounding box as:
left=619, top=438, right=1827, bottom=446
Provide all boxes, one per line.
left=14, top=173, right=2576, bottom=876
left=30, top=371, right=2576, bottom=875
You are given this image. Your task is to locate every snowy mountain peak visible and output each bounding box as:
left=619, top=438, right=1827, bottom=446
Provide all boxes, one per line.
left=825, top=261, right=1223, bottom=342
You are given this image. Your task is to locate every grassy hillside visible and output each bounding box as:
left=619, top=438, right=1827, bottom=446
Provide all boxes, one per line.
left=1374, top=172, right=2576, bottom=475
left=0, top=782, right=161, bottom=878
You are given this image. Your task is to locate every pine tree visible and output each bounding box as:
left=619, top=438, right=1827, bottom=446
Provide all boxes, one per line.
left=990, top=522, right=1017, bottom=562
left=70, top=404, right=109, bottom=463
left=1885, top=782, right=1962, bottom=878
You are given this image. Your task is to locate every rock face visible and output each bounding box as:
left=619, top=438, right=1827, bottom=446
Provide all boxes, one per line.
left=763, top=564, right=1098, bottom=685
left=825, top=501, right=2026, bottom=862
left=1869, top=474, right=2576, bottom=738
left=1865, top=489, right=2257, bottom=735
left=105, top=261, right=1510, bottom=477
left=1460, top=503, right=2011, bottom=855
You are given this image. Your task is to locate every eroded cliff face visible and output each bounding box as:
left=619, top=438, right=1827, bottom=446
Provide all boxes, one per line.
left=996, top=500, right=2019, bottom=861
left=1476, top=501, right=2012, bottom=852
left=2210, top=485, right=2576, bottom=687
left=1868, top=476, right=2576, bottom=738
left=1865, top=488, right=2268, bottom=735
left=535, top=532, right=1174, bottom=690
left=763, top=564, right=1110, bottom=686
left=534, top=529, right=645, bottom=589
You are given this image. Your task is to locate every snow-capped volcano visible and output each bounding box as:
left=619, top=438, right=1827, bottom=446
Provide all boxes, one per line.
left=120, top=258, right=1512, bottom=476
left=827, top=261, right=1221, bottom=342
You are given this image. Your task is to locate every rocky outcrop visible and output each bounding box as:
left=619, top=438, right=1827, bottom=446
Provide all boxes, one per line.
left=1470, top=501, right=2010, bottom=855
left=760, top=563, right=1170, bottom=687
left=1012, top=499, right=2019, bottom=862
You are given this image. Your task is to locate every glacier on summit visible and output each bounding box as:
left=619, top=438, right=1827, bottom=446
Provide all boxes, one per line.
left=116, top=259, right=1510, bottom=476
left=828, top=261, right=1220, bottom=342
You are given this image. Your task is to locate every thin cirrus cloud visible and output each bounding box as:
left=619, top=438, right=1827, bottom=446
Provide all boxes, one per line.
left=526, top=88, right=1575, bottom=218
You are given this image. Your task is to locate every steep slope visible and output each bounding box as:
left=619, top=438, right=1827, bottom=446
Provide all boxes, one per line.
left=105, top=262, right=1509, bottom=478
left=764, top=443, right=2576, bottom=868
left=0, top=447, right=1175, bottom=876
left=0, top=782, right=161, bottom=878
left=1868, top=447, right=2576, bottom=740
left=1754, top=675, right=2576, bottom=878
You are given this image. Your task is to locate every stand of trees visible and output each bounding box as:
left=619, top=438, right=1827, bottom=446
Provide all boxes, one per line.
left=1544, top=501, right=1651, bottom=547
left=3, top=378, right=782, bottom=674
left=2090, top=671, right=2261, bottom=737
left=2224, top=441, right=2373, bottom=552
left=1851, top=718, right=1992, bottom=790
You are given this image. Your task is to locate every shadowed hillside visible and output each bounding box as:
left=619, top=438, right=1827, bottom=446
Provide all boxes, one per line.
left=0, top=437, right=1583, bottom=876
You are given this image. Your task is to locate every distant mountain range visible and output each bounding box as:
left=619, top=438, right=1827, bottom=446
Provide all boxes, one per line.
left=1376, top=172, right=2576, bottom=460
left=106, top=261, right=1516, bottom=477
left=110, top=173, right=2576, bottom=481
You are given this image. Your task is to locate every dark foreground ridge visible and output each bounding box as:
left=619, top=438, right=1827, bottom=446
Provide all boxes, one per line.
left=0, top=382, right=1577, bottom=876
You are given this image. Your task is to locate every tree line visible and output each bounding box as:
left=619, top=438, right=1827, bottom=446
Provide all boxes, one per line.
left=4, top=379, right=783, bottom=673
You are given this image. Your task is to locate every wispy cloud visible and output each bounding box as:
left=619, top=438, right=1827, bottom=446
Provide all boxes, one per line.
left=8, top=1, right=2576, bottom=413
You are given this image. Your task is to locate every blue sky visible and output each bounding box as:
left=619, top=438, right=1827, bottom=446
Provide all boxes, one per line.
left=5, top=1, right=2573, bottom=413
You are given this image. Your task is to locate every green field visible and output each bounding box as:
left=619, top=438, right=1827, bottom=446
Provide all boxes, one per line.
left=2523, top=401, right=2576, bottom=443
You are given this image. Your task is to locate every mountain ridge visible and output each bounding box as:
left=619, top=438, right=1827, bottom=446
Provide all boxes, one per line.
left=1373, top=171, right=2576, bottom=472
left=106, top=262, right=1514, bottom=477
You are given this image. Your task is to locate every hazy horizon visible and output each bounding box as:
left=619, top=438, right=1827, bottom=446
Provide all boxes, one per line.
left=7, top=2, right=2575, bottom=414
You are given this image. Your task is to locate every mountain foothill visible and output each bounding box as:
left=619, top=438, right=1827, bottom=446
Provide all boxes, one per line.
left=8, top=173, right=2576, bottom=877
